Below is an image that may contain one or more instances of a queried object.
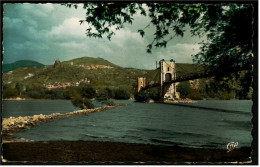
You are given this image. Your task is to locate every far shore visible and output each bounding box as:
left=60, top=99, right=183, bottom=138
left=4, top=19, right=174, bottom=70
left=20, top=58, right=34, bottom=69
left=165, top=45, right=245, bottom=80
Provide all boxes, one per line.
left=3, top=97, right=248, bottom=102
left=3, top=97, right=71, bottom=101
left=3, top=97, right=198, bottom=104
left=3, top=97, right=135, bottom=101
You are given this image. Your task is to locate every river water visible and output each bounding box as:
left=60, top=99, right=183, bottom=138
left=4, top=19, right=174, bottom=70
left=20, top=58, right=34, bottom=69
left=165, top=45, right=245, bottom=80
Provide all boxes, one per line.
left=3, top=100, right=252, bottom=149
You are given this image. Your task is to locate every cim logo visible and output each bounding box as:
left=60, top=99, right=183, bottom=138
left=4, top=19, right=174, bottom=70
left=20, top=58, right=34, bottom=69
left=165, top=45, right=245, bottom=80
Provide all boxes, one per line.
left=227, top=142, right=239, bottom=152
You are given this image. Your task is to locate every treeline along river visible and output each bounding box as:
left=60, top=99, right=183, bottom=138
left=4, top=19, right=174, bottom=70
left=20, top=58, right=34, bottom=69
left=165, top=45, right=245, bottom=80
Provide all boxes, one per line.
left=3, top=100, right=252, bottom=149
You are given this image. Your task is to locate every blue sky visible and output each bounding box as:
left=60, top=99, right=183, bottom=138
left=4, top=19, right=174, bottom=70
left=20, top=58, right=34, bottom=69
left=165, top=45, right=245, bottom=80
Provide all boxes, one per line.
left=3, top=3, right=205, bottom=69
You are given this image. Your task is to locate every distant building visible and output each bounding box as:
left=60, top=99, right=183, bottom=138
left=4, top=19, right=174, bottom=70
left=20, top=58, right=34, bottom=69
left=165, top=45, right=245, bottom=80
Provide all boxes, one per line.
left=137, top=77, right=146, bottom=92
left=24, top=73, right=34, bottom=79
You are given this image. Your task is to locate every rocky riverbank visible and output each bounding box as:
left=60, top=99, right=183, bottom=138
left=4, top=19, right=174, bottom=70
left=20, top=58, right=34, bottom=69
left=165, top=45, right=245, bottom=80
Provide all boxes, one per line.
left=164, top=98, right=196, bottom=103
left=3, top=97, right=27, bottom=101
left=2, top=104, right=126, bottom=142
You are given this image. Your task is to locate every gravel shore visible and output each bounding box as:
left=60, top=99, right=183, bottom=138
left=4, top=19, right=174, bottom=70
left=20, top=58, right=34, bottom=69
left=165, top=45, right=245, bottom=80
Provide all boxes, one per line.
left=2, top=141, right=251, bottom=164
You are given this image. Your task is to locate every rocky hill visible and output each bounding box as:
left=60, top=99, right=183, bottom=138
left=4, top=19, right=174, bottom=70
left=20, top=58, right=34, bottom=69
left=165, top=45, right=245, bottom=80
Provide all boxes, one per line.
left=2, top=57, right=204, bottom=92
left=63, top=57, right=119, bottom=67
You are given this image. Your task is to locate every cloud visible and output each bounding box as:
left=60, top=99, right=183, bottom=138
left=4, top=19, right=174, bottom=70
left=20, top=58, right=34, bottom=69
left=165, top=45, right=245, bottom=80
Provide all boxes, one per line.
left=111, top=28, right=144, bottom=48
left=56, top=41, right=88, bottom=49
left=171, top=43, right=200, bottom=57
left=3, top=3, right=203, bottom=69
left=4, top=17, right=23, bottom=29
left=98, top=43, right=113, bottom=54
left=48, top=17, right=87, bottom=39
left=154, top=43, right=200, bottom=64
left=20, top=3, right=54, bottom=17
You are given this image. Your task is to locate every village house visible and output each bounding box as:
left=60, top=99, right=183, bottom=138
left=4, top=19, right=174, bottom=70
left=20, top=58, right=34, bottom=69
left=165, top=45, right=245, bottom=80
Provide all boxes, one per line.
left=79, top=64, right=114, bottom=70
left=43, top=77, right=90, bottom=90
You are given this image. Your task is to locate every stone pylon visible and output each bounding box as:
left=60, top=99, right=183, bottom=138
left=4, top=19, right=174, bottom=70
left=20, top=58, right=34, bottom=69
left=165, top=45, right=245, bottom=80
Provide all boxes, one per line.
left=137, top=77, right=146, bottom=92
left=159, top=59, right=177, bottom=100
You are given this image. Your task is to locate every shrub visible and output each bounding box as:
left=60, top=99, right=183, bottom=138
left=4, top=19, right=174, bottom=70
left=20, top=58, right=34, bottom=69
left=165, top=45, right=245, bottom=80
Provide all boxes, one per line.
left=52, top=88, right=66, bottom=99
left=134, top=87, right=161, bottom=102
left=187, top=90, right=203, bottom=100
left=134, top=91, right=150, bottom=102
left=105, top=88, right=115, bottom=99
left=27, top=88, right=45, bottom=99
left=149, top=88, right=161, bottom=101
left=246, top=87, right=253, bottom=99
left=114, top=89, right=130, bottom=99
left=177, top=81, right=192, bottom=99
left=96, top=89, right=109, bottom=101
left=102, top=100, right=115, bottom=106
left=44, top=94, right=52, bottom=99
left=81, top=85, right=96, bottom=99
left=220, top=91, right=233, bottom=100
left=71, top=96, right=94, bottom=109
left=65, top=87, right=82, bottom=99
left=3, top=88, right=19, bottom=98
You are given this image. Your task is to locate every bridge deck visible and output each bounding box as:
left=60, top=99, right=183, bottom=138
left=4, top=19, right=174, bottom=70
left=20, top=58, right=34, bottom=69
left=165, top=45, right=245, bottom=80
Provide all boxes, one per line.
left=141, top=65, right=251, bottom=90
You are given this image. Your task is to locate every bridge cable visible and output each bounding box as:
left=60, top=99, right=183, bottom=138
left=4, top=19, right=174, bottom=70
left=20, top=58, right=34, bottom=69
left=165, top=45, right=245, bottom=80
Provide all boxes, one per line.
left=164, top=62, right=191, bottom=79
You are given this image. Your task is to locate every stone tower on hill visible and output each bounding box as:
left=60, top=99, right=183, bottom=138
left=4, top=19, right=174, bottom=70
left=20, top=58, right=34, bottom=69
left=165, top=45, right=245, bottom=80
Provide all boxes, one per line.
left=54, top=60, right=61, bottom=68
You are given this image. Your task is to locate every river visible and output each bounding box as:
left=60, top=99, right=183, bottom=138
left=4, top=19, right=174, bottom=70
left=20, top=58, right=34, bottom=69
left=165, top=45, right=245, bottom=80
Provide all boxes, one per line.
left=3, top=100, right=252, bottom=149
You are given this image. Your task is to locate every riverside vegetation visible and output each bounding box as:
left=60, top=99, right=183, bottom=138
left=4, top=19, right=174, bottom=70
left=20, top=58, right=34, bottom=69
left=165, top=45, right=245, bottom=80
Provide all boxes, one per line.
left=3, top=57, right=252, bottom=108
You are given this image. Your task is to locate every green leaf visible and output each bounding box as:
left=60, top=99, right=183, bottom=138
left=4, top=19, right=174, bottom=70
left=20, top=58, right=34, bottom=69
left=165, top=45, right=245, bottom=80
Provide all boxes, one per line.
left=138, top=29, right=145, bottom=38
left=147, top=44, right=152, bottom=49
left=79, top=20, right=84, bottom=25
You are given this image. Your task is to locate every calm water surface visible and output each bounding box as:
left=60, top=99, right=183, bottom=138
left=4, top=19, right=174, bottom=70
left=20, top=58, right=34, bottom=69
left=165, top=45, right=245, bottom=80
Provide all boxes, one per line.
left=3, top=100, right=252, bottom=149
left=2, top=100, right=105, bottom=118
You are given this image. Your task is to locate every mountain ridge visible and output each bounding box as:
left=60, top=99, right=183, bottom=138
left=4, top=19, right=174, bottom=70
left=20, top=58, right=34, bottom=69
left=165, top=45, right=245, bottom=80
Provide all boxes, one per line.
left=3, top=60, right=45, bottom=73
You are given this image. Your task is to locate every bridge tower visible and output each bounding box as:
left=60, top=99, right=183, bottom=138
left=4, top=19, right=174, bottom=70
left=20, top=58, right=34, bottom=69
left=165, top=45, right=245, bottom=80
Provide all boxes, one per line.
left=159, top=59, right=177, bottom=100
left=137, top=77, right=146, bottom=92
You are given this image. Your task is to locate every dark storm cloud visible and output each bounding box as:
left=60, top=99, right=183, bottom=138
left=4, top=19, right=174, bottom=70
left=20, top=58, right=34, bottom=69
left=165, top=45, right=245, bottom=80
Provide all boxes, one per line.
left=3, top=3, right=204, bottom=69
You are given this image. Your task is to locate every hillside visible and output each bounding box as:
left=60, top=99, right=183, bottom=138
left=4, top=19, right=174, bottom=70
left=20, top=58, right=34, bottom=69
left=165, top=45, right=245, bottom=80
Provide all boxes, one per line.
left=175, top=63, right=205, bottom=77
left=63, top=57, right=119, bottom=67
left=2, top=57, right=205, bottom=94
left=3, top=60, right=45, bottom=73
